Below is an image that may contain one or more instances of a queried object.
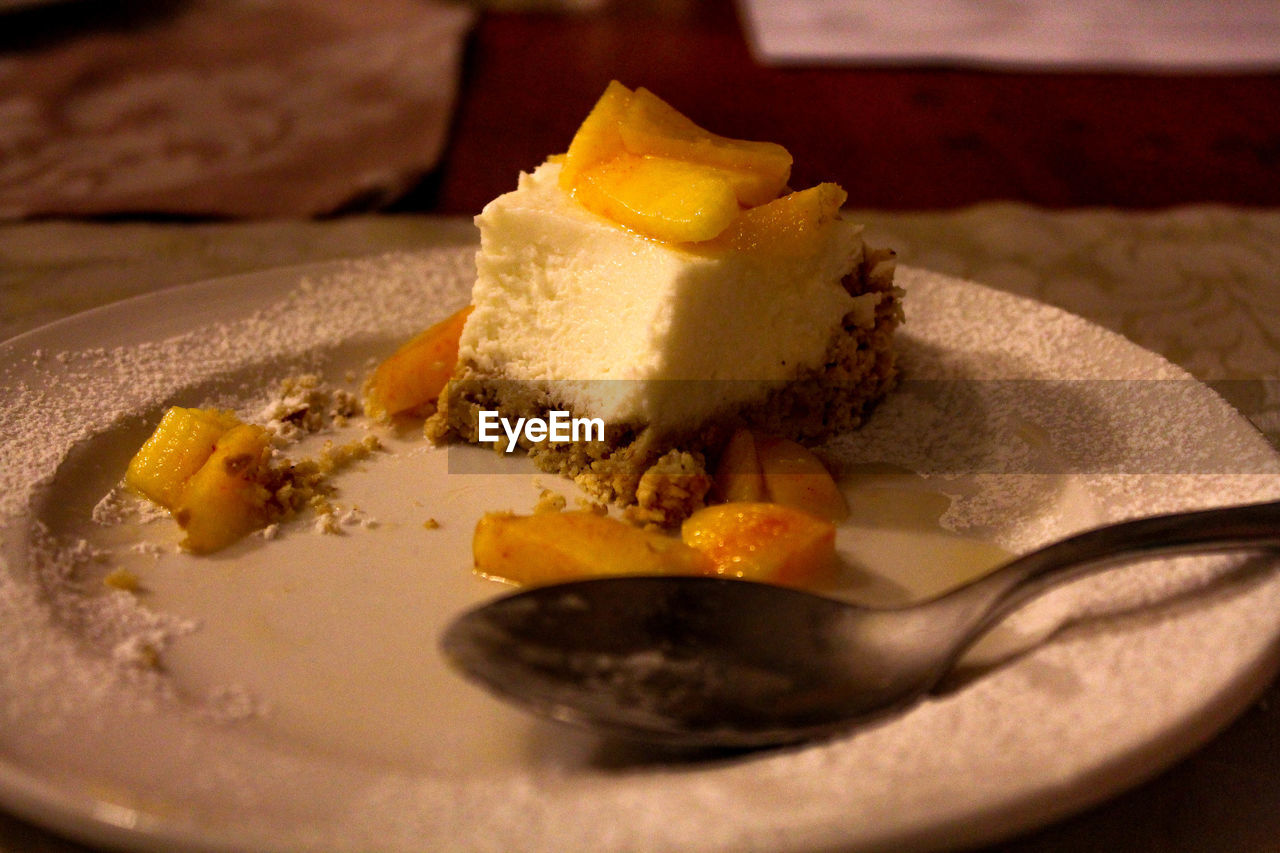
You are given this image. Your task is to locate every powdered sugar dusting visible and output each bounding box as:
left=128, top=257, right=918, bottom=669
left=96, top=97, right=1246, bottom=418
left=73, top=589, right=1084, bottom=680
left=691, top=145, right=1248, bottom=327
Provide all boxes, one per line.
left=1, top=259, right=1279, bottom=853
left=0, top=251, right=471, bottom=725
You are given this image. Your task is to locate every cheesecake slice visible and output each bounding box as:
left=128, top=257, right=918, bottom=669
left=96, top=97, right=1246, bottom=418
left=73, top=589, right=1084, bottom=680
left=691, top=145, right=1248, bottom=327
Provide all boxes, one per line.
left=428, top=83, right=900, bottom=525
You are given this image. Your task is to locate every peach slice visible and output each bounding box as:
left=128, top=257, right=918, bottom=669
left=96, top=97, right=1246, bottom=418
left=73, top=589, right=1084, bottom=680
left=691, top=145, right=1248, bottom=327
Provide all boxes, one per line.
left=756, top=435, right=850, bottom=523
left=711, top=183, right=848, bottom=257
left=618, top=86, right=792, bottom=207
left=473, top=510, right=713, bottom=586
left=363, top=304, right=473, bottom=420
left=559, top=82, right=798, bottom=242
left=681, top=502, right=837, bottom=586
left=559, top=80, right=633, bottom=189
left=712, top=427, right=766, bottom=503
left=126, top=406, right=242, bottom=508
left=712, top=429, right=849, bottom=522
left=172, top=424, right=274, bottom=553
left=573, top=154, right=741, bottom=244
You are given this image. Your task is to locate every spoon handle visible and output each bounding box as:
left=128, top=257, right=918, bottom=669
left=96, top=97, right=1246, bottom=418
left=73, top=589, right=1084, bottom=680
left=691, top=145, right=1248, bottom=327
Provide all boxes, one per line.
left=932, top=498, right=1280, bottom=656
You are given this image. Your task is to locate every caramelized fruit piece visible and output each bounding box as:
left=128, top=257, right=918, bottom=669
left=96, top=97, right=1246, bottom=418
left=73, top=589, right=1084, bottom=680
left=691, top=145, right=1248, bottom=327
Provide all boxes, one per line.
left=712, top=427, right=766, bottom=503
left=363, top=305, right=474, bottom=420
left=473, top=510, right=712, bottom=586
left=172, top=424, right=273, bottom=553
left=574, top=154, right=740, bottom=244
left=681, top=502, right=837, bottom=586
left=711, top=183, right=848, bottom=257
left=619, top=86, right=792, bottom=207
left=755, top=435, right=850, bottom=523
left=559, top=80, right=632, bottom=189
left=560, top=81, right=798, bottom=242
left=126, top=407, right=242, bottom=508
left=713, top=429, right=849, bottom=522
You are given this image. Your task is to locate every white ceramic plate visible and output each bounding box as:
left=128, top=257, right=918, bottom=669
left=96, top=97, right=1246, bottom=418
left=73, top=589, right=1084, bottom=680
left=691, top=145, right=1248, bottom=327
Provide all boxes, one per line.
left=2, top=251, right=1279, bottom=853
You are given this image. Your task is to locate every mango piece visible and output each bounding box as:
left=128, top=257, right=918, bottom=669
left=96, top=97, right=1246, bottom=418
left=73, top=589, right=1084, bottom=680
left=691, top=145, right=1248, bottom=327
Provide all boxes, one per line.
left=559, top=81, right=797, bottom=242
left=681, top=502, right=837, bottom=586
left=619, top=86, right=792, bottom=207
left=710, top=183, right=848, bottom=257
left=363, top=305, right=474, bottom=420
left=473, top=510, right=713, bottom=586
left=711, top=429, right=848, bottom=522
left=559, top=80, right=633, bottom=189
left=712, top=427, right=766, bottom=503
left=573, top=154, right=741, bottom=244
left=126, top=407, right=242, bottom=508
left=172, top=424, right=274, bottom=553
left=756, top=435, right=849, bottom=523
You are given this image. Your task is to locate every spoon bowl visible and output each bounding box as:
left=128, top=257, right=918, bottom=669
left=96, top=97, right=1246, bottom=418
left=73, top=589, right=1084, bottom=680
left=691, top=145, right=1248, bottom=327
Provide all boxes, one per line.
left=442, top=499, right=1280, bottom=749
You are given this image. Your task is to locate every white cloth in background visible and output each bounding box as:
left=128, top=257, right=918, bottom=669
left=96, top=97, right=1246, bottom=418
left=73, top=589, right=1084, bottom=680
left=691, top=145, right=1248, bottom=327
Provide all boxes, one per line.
left=0, top=0, right=474, bottom=218
left=740, top=0, right=1280, bottom=71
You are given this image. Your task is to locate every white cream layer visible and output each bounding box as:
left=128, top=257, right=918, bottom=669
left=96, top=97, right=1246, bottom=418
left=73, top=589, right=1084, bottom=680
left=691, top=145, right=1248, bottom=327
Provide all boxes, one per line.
left=459, top=160, right=867, bottom=433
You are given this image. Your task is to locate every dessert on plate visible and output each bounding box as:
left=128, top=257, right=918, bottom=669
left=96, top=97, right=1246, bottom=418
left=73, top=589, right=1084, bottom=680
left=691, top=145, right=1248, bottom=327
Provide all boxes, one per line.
left=426, top=82, right=900, bottom=526
left=120, top=82, right=900, bottom=556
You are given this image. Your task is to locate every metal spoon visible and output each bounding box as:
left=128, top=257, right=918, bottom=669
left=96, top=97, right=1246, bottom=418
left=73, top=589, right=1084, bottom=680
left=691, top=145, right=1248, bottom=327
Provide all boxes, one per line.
left=441, top=499, right=1280, bottom=749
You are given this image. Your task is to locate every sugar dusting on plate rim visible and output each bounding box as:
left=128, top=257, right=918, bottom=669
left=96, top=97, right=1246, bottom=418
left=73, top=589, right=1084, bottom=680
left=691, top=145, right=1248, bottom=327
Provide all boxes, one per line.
left=0, top=252, right=1278, bottom=852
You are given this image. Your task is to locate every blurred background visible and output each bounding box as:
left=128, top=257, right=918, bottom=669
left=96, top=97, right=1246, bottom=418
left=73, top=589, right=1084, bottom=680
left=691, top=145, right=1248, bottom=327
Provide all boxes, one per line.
left=2, top=0, right=1279, bottom=850
left=4, top=0, right=1279, bottom=220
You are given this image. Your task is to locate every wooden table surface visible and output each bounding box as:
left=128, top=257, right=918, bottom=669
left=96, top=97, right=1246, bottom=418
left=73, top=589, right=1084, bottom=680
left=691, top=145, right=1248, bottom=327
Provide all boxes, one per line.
left=413, top=0, right=1280, bottom=215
